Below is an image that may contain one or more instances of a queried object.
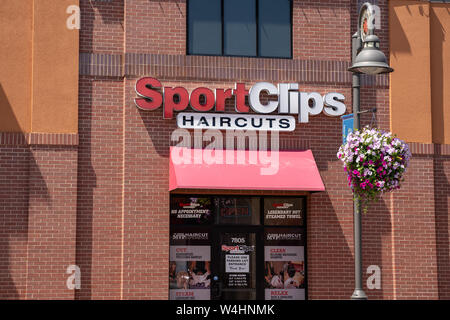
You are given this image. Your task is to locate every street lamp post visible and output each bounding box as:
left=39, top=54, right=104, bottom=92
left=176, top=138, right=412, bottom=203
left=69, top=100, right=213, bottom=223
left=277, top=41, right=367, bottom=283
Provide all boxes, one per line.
left=350, top=31, right=366, bottom=300
left=348, top=2, right=394, bottom=300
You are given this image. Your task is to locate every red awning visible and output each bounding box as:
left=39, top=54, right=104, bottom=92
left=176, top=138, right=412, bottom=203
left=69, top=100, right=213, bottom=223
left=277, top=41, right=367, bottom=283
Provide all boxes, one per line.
left=169, top=147, right=325, bottom=192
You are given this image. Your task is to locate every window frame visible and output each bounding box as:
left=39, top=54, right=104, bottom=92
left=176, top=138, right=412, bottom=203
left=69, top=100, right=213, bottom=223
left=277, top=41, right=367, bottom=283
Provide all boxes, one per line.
left=186, top=0, right=293, bottom=59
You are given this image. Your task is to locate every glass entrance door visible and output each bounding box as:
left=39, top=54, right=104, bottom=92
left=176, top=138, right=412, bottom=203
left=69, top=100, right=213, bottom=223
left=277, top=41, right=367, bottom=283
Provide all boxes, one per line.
left=211, top=228, right=262, bottom=300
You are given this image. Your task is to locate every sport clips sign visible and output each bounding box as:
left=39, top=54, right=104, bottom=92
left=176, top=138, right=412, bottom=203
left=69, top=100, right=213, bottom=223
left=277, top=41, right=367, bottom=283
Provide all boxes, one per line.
left=135, top=77, right=346, bottom=131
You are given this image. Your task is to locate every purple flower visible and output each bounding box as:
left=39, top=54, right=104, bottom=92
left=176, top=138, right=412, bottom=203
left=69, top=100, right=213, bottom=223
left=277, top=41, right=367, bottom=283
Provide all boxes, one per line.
left=337, top=126, right=411, bottom=198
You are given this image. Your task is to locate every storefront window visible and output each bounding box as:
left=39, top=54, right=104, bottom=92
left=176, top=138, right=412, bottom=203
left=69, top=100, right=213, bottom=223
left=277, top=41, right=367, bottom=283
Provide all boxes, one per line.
left=263, top=197, right=305, bottom=226
left=169, top=195, right=306, bottom=300
left=169, top=227, right=212, bottom=300
left=170, top=196, right=214, bottom=225
left=264, top=228, right=305, bottom=300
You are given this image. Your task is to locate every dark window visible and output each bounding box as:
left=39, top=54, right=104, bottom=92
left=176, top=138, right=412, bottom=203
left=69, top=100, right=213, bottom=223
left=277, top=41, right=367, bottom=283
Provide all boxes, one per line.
left=188, top=0, right=222, bottom=55
left=224, top=0, right=257, bottom=56
left=188, top=0, right=292, bottom=58
left=258, top=0, right=291, bottom=58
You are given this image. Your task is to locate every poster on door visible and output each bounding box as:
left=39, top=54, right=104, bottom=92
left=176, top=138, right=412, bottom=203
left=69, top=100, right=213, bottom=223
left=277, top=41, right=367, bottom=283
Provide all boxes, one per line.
left=221, top=233, right=255, bottom=289
left=169, top=229, right=211, bottom=300
left=264, top=198, right=304, bottom=226
left=170, top=196, right=214, bottom=225
left=264, top=228, right=305, bottom=300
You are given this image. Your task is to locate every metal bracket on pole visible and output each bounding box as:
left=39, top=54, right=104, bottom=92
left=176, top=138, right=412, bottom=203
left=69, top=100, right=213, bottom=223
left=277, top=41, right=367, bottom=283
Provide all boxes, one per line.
left=356, top=108, right=377, bottom=114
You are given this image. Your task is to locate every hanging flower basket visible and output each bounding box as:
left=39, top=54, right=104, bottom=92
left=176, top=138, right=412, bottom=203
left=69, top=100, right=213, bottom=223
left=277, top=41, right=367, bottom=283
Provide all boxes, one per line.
left=337, top=126, right=412, bottom=206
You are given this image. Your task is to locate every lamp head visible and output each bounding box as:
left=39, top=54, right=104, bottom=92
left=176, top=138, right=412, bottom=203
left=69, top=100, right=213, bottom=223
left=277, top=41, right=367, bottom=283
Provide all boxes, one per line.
left=348, top=35, right=394, bottom=75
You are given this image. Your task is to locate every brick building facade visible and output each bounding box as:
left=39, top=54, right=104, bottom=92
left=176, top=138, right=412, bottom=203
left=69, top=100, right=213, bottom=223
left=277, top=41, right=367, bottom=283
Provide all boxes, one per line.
left=0, top=0, right=449, bottom=300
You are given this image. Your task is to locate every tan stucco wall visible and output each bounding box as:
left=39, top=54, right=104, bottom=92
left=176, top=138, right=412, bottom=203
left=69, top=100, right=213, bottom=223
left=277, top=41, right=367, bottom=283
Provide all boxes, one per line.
left=0, top=0, right=33, bottom=132
left=390, top=0, right=450, bottom=144
left=430, top=3, right=450, bottom=145
left=389, top=1, right=433, bottom=143
left=0, top=0, right=79, bottom=134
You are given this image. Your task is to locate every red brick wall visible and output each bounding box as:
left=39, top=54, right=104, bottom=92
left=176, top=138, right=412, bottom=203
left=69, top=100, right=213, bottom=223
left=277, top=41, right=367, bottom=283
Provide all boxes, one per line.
left=0, top=143, right=78, bottom=299
left=80, top=0, right=124, bottom=54
left=293, top=0, right=351, bottom=60
left=390, top=155, right=439, bottom=299
left=125, top=0, right=186, bottom=54
left=26, top=146, right=78, bottom=299
left=0, top=146, right=30, bottom=299
left=0, top=0, right=449, bottom=300
left=388, top=145, right=450, bottom=300
left=76, top=76, right=124, bottom=299
left=434, top=153, right=450, bottom=299
left=122, top=78, right=171, bottom=299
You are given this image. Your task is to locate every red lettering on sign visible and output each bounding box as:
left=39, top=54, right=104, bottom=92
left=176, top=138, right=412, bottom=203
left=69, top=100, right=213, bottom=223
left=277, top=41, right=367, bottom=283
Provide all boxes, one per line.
left=190, top=87, right=215, bottom=112
left=215, top=88, right=233, bottom=112
left=221, top=245, right=240, bottom=251
left=233, top=83, right=250, bottom=113
left=273, top=203, right=284, bottom=207
left=270, top=249, right=286, bottom=253
left=163, top=87, right=189, bottom=118
left=271, top=290, right=288, bottom=296
left=134, top=77, right=163, bottom=110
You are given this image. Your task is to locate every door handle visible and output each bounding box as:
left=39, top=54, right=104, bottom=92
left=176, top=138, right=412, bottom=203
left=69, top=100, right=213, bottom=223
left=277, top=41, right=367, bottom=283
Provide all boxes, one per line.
left=211, top=275, right=222, bottom=299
